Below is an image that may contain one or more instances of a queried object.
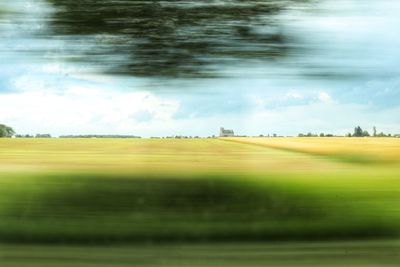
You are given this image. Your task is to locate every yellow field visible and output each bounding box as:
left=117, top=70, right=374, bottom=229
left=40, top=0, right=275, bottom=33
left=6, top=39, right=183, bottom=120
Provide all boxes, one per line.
left=225, top=137, right=400, bottom=164
left=1, top=137, right=399, bottom=174
left=0, top=138, right=340, bottom=174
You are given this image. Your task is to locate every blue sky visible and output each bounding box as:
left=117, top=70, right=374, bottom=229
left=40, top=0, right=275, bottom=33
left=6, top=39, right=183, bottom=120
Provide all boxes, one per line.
left=0, top=0, right=399, bottom=137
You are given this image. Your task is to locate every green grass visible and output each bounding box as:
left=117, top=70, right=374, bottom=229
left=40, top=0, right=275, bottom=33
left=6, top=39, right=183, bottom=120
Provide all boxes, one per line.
left=0, top=171, right=399, bottom=243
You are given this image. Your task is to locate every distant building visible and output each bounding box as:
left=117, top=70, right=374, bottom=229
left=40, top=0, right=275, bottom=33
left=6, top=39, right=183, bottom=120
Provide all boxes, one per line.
left=220, top=127, right=235, bottom=137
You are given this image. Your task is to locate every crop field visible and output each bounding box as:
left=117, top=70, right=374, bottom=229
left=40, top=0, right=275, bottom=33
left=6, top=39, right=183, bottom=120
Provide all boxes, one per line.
left=225, top=137, right=400, bottom=164
left=0, top=137, right=399, bottom=266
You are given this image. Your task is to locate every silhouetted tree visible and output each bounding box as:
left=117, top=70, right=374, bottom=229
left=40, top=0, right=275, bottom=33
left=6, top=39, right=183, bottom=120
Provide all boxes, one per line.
left=353, top=126, right=363, bottom=137
left=352, top=126, right=371, bottom=137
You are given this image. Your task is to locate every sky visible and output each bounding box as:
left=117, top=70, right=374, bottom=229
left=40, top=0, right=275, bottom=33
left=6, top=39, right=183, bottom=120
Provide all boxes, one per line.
left=0, top=0, right=399, bottom=137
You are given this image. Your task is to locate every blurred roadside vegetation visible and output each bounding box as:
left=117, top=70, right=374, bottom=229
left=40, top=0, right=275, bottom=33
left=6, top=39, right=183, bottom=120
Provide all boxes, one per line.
left=45, top=0, right=307, bottom=77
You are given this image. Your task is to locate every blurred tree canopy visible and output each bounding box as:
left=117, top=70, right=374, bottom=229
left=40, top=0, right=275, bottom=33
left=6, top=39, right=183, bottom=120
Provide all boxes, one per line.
left=46, top=0, right=305, bottom=78
left=0, top=124, right=15, bottom=137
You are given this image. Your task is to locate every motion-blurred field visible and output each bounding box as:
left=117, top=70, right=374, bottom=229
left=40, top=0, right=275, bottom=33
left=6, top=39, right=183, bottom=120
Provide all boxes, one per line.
left=226, top=137, right=400, bottom=164
left=0, top=137, right=399, bottom=244
left=2, top=240, right=400, bottom=267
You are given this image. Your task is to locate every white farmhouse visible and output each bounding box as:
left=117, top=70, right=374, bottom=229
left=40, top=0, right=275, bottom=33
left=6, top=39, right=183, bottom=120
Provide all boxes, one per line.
left=220, top=127, right=235, bottom=137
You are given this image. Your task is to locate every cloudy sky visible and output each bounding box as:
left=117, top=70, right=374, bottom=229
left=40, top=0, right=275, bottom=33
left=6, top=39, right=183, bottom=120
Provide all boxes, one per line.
left=0, top=0, right=399, bottom=137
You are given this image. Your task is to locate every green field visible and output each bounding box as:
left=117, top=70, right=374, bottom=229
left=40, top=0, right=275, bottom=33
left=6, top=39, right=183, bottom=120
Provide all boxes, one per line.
left=0, top=137, right=399, bottom=265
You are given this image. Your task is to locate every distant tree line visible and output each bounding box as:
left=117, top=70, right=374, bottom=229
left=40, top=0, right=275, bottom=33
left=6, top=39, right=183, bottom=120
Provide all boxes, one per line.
left=163, top=136, right=202, bottom=139
left=15, top=134, right=52, bottom=138
left=298, top=126, right=396, bottom=138
left=59, top=135, right=141, bottom=138
left=35, top=134, right=52, bottom=138
left=2, top=123, right=399, bottom=139
left=347, top=126, right=392, bottom=137
left=15, top=134, right=34, bottom=138
left=298, top=132, right=335, bottom=137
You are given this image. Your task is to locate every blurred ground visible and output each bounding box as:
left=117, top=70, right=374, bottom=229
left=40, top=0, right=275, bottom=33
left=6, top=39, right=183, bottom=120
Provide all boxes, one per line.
left=1, top=240, right=400, bottom=267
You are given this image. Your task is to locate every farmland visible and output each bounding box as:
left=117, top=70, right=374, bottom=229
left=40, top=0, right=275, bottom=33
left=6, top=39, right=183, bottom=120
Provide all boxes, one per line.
left=0, top=137, right=399, bottom=266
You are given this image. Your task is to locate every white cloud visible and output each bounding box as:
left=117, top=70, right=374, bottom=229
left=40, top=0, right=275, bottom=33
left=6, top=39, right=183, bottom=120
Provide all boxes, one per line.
left=318, top=91, right=333, bottom=104
left=0, top=85, right=179, bottom=136
left=286, top=91, right=303, bottom=99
